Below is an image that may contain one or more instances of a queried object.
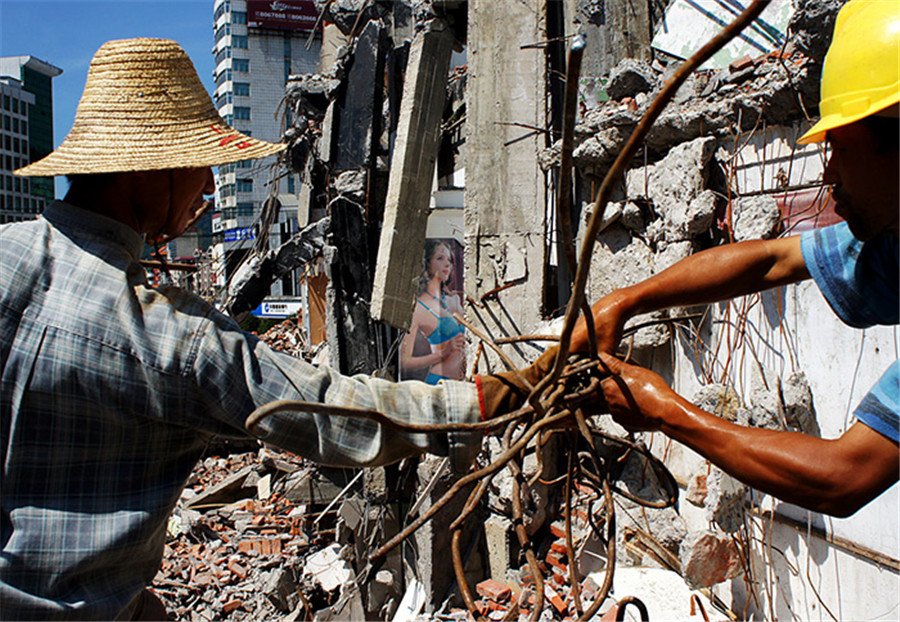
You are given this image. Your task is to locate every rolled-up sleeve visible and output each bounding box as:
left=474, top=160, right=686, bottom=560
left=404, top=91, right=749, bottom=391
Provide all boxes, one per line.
left=189, top=311, right=482, bottom=472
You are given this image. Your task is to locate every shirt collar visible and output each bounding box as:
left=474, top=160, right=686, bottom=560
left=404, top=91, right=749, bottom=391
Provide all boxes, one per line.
left=42, top=200, right=145, bottom=259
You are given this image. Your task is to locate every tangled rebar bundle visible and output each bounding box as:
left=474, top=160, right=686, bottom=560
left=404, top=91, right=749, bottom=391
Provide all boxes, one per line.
left=246, top=2, right=772, bottom=619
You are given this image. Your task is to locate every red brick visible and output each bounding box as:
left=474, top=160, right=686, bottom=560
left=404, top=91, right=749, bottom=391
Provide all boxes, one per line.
left=550, top=541, right=568, bottom=555
left=546, top=553, right=567, bottom=573
left=476, top=578, right=511, bottom=603
left=729, top=54, right=754, bottom=72
left=223, top=599, right=243, bottom=614
left=238, top=538, right=282, bottom=556
left=228, top=560, right=247, bottom=580
left=548, top=590, right=567, bottom=614
left=550, top=524, right=567, bottom=539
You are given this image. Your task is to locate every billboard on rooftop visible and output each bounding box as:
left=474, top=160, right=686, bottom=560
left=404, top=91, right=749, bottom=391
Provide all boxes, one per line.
left=247, top=0, right=318, bottom=32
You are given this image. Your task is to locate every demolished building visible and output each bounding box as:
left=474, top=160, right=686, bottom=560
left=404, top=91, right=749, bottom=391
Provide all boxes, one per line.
left=159, top=1, right=898, bottom=620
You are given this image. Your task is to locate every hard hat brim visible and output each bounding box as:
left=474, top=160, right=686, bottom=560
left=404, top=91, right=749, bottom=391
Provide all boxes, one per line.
left=798, top=97, right=900, bottom=145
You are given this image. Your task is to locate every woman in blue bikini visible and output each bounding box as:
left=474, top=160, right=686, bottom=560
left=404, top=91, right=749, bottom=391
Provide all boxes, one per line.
left=400, top=240, right=466, bottom=384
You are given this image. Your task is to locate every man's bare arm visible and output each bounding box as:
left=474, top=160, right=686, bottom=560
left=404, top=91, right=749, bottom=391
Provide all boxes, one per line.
left=599, top=353, right=899, bottom=517
left=573, top=236, right=811, bottom=354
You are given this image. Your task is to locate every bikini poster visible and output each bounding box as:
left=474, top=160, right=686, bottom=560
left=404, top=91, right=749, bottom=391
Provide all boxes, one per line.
left=399, top=238, right=466, bottom=383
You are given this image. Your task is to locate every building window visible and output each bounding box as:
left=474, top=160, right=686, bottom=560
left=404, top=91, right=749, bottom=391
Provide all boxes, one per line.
left=20, top=120, right=26, bottom=134
left=2, top=95, right=9, bottom=110
left=234, top=106, right=250, bottom=121
left=4, top=135, right=9, bottom=150
left=233, top=11, right=246, bottom=24
left=287, top=175, right=295, bottom=194
left=237, top=179, right=253, bottom=193
left=232, top=35, right=248, bottom=49
left=12, top=99, right=18, bottom=114
left=215, top=46, right=231, bottom=65
left=233, top=58, right=249, bottom=72
left=214, top=0, right=229, bottom=21
left=215, top=69, right=233, bottom=87
left=4, top=116, right=9, bottom=131
left=220, top=183, right=236, bottom=198
left=237, top=159, right=252, bottom=169
left=12, top=118, right=19, bottom=133
left=14, top=178, right=20, bottom=193
left=215, top=24, right=231, bottom=42
left=234, top=82, right=250, bottom=96
left=22, top=179, right=28, bottom=193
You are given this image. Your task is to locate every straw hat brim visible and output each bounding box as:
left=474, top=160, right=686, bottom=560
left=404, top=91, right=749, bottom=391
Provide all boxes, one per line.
left=15, top=37, right=285, bottom=177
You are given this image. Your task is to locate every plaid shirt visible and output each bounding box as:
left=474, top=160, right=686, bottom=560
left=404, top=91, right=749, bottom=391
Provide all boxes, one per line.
left=801, top=222, right=899, bottom=442
left=0, top=202, right=480, bottom=620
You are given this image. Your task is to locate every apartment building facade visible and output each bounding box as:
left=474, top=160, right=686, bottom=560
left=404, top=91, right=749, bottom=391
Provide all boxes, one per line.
left=0, top=56, right=62, bottom=224
left=211, top=0, right=321, bottom=296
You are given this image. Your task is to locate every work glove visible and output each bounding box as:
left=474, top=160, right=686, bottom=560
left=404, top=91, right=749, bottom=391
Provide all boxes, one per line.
left=476, top=347, right=559, bottom=420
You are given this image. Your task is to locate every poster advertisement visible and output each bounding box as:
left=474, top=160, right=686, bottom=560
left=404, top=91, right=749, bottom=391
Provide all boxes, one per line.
left=399, top=238, right=466, bottom=384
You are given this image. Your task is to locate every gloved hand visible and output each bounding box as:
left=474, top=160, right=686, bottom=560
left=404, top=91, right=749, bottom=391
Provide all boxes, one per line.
left=476, top=347, right=559, bottom=420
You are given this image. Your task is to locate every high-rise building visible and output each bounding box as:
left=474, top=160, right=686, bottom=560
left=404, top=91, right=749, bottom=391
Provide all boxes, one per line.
left=0, top=56, right=62, bottom=224
left=211, top=0, right=321, bottom=296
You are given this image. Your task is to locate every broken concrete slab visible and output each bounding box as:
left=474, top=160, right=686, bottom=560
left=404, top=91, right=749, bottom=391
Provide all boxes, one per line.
left=185, top=465, right=258, bottom=510
left=370, top=17, right=455, bottom=329
left=334, top=19, right=388, bottom=172
left=304, top=543, right=353, bottom=593
left=782, top=371, right=819, bottom=436
left=732, top=194, right=781, bottom=241
left=606, top=58, right=657, bottom=100
left=704, top=467, right=747, bottom=534
left=692, top=384, right=742, bottom=423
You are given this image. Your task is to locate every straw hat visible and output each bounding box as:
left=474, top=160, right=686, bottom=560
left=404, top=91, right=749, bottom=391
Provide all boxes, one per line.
left=15, top=38, right=285, bottom=177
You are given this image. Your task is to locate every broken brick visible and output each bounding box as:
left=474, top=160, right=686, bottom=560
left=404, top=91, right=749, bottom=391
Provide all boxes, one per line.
left=476, top=578, right=511, bottom=603
left=223, top=599, right=243, bottom=614
left=729, top=54, right=754, bottom=72
left=228, top=560, right=247, bottom=580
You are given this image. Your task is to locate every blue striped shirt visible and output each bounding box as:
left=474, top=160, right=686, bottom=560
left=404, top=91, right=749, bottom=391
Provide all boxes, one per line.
left=801, top=222, right=899, bottom=442
left=0, top=202, right=480, bottom=620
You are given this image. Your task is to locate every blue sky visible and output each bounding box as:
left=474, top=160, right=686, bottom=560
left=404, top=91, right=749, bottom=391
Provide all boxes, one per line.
left=0, top=0, right=216, bottom=196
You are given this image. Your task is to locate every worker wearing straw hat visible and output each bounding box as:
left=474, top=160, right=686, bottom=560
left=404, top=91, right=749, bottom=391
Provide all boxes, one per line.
left=0, top=38, right=552, bottom=620
left=575, top=0, right=898, bottom=517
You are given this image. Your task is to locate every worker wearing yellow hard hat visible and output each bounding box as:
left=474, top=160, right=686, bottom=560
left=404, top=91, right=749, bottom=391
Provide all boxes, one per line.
left=799, top=0, right=900, bottom=144
left=573, top=0, right=899, bottom=521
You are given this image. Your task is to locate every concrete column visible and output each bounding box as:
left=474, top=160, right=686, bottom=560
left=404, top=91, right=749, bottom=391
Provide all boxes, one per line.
left=465, top=0, right=548, bottom=368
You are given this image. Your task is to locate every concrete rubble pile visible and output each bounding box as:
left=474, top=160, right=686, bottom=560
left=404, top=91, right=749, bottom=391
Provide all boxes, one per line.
left=256, top=318, right=312, bottom=361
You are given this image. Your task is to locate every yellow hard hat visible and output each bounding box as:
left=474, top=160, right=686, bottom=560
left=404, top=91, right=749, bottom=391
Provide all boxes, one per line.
left=798, top=0, right=900, bottom=144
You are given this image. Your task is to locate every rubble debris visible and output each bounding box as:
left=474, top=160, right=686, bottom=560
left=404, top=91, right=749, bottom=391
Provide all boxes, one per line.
left=256, top=318, right=311, bottom=360
left=563, top=48, right=818, bottom=173
left=782, top=371, right=819, bottom=436
left=679, top=530, right=743, bottom=590
left=314, top=0, right=383, bottom=37
left=606, top=58, right=656, bottom=101
left=732, top=194, right=781, bottom=241
left=225, top=218, right=330, bottom=323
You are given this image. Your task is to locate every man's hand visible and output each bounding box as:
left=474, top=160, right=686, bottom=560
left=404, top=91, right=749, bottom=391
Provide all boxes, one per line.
left=571, top=291, right=631, bottom=356
left=477, top=347, right=559, bottom=420
left=597, top=352, right=681, bottom=432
